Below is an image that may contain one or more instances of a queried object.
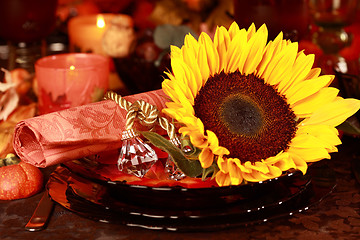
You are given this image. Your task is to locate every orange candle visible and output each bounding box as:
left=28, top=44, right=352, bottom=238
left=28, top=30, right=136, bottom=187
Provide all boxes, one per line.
left=68, top=14, right=116, bottom=55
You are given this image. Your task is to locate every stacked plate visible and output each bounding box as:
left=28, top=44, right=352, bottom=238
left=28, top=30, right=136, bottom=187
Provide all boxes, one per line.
left=47, top=159, right=336, bottom=231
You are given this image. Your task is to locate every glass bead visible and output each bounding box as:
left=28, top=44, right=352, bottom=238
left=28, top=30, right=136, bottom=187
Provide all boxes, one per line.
left=118, top=129, right=158, bottom=178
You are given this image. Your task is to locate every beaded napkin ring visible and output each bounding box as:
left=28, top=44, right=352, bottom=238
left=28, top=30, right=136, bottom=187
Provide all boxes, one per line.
left=104, top=91, right=184, bottom=179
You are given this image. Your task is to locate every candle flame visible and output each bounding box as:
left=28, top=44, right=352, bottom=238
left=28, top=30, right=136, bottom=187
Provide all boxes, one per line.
left=70, top=65, right=75, bottom=70
left=96, top=15, right=105, bottom=28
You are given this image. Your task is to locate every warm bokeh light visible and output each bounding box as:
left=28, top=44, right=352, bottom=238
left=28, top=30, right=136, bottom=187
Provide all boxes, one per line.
left=96, top=15, right=105, bottom=28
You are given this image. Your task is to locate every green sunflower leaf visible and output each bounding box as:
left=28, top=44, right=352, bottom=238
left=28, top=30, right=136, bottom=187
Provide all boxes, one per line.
left=140, top=131, right=203, bottom=177
left=180, top=135, right=202, bottom=160
left=153, top=24, right=198, bottom=49
left=201, top=163, right=219, bottom=181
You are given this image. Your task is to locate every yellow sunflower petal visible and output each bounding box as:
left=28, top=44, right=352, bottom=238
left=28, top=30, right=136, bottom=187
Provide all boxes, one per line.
left=301, top=97, right=360, bottom=127
left=206, top=130, right=219, bottom=147
left=164, top=101, right=181, bottom=108
left=161, top=78, right=175, bottom=98
left=205, top=130, right=230, bottom=156
left=180, top=59, right=201, bottom=98
left=171, top=58, right=197, bottom=101
left=163, top=102, right=195, bottom=118
left=287, top=152, right=308, bottom=174
left=181, top=127, right=208, bottom=149
left=228, top=158, right=244, bottom=185
left=163, top=103, right=195, bottom=120
left=215, top=171, right=231, bottom=186
left=256, top=32, right=284, bottom=77
left=242, top=171, right=268, bottom=182
left=199, top=147, right=214, bottom=168
left=182, top=131, right=208, bottom=149
left=237, top=162, right=252, bottom=173
left=181, top=115, right=200, bottom=127
left=305, top=67, right=322, bottom=80
left=244, top=161, right=270, bottom=174
left=235, top=33, right=251, bottom=74
left=287, top=146, right=330, bottom=163
left=292, top=52, right=315, bottom=82
left=214, top=26, right=231, bottom=72
left=261, top=42, right=298, bottom=86
left=197, top=41, right=211, bottom=83
left=263, top=152, right=297, bottom=171
left=162, top=106, right=189, bottom=120
left=212, top=146, right=230, bottom=156
left=179, top=116, right=204, bottom=133
left=182, top=45, right=203, bottom=91
left=163, top=72, right=192, bottom=106
left=246, top=23, right=256, bottom=40
left=174, top=83, right=195, bottom=106
left=291, top=87, right=339, bottom=117
left=217, top=155, right=228, bottom=173
left=184, top=33, right=199, bottom=52
left=243, top=24, right=268, bottom=75
left=170, top=45, right=181, bottom=59
left=290, top=133, right=330, bottom=151
left=262, top=151, right=286, bottom=164
left=277, top=52, right=315, bottom=95
left=274, top=158, right=297, bottom=172
left=199, top=32, right=220, bottom=76
left=260, top=165, right=282, bottom=179
left=228, top=21, right=240, bottom=39
left=162, top=77, right=190, bottom=107
left=285, top=75, right=334, bottom=105
left=297, top=125, right=341, bottom=151
left=225, top=28, right=248, bottom=73
left=178, top=126, right=192, bottom=136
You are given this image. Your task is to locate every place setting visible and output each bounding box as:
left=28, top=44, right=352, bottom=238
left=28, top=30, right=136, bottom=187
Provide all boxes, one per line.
left=2, top=0, right=360, bottom=239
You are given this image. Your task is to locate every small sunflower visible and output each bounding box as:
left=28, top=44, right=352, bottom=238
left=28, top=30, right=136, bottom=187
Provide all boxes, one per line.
left=161, top=22, right=360, bottom=186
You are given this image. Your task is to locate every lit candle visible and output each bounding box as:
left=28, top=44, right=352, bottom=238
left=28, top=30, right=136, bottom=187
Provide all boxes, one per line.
left=35, top=53, right=109, bottom=114
left=68, top=14, right=115, bottom=55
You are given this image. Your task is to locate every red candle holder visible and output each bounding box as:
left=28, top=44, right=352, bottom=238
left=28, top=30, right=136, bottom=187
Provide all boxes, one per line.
left=35, top=53, right=109, bottom=115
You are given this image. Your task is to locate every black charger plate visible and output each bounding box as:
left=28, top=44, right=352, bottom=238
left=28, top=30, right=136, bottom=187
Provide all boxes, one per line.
left=47, top=163, right=336, bottom=232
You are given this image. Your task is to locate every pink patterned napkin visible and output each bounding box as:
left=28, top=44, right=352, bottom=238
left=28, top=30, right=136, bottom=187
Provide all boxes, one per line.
left=13, top=90, right=169, bottom=168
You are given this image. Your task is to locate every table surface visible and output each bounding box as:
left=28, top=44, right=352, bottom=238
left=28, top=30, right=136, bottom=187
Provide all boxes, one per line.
left=2, top=136, right=360, bottom=240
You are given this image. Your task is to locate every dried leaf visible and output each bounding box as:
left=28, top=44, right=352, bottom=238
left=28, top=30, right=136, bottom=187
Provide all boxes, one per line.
left=337, top=115, right=360, bottom=135
left=0, top=103, right=36, bottom=157
left=0, top=82, right=14, bottom=92
left=7, top=102, right=37, bottom=123
left=0, top=88, right=19, bottom=121
left=0, top=126, right=14, bottom=158
left=0, top=68, right=19, bottom=121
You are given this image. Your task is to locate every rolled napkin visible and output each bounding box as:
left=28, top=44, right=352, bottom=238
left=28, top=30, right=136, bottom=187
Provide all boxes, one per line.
left=13, top=89, right=168, bottom=168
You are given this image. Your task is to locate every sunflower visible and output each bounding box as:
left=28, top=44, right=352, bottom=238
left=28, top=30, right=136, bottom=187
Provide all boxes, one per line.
left=161, top=22, right=360, bottom=186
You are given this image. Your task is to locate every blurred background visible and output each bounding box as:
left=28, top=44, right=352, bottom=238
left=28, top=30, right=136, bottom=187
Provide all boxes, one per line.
left=0, top=0, right=360, bottom=95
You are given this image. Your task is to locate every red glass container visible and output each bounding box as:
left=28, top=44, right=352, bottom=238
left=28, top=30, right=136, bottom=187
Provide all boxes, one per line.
left=233, top=0, right=310, bottom=41
left=35, top=53, right=109, bottom=114
left=0, top=0, right=57, bottom=43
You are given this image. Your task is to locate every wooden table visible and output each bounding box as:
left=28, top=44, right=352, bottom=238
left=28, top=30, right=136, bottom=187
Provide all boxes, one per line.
left=2, top=135, right=360, bottom=240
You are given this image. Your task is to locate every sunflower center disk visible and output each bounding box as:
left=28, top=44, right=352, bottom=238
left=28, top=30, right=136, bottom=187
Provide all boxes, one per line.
left=221, top=95, right=263, bottom=137
left=193, top=71, right=297, bottom=163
